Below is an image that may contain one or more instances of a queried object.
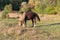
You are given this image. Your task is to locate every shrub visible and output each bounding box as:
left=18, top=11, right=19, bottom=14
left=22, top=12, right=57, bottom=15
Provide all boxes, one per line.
left=32, top=0, right=58, bottom=15
left=32, top=4, right=45, bottom=14
left=55, top=6, right=60, bottom=14
left=2, top=4, right=12, bottom=18
left=18, top=2, right=28, bottom=14
left=44, top=4, right=55, bottom=14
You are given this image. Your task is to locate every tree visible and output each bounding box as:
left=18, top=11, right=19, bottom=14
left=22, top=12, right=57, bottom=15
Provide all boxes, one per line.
left=0, top=0, right=23, bottom=10
left=10, top=0, right=22, bottom=10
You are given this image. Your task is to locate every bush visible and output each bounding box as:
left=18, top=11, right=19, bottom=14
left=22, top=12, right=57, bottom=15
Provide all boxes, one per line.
left=32, top=4, right=45, bottom=14
left=18, top=2, right=28, bottom=14
left=55, top=4, right=60, bottom=14
left=44, top=4, right=55, bottom=14
left=2, top=4, right=12, bottom=18
left=33, top=3, right=58, bottom=15
left=32, top=0, right=59, bottom=15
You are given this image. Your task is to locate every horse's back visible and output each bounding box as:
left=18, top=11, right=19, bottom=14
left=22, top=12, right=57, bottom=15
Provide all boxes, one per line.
left=25, top=12, right=35, bottom=19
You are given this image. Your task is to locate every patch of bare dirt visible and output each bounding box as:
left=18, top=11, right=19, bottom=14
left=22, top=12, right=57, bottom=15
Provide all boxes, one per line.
left=7, top=13, right=19, bottom=18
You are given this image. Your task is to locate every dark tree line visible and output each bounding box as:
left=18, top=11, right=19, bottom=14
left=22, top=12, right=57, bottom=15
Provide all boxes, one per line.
left=0, top=0, right=29, bottom=11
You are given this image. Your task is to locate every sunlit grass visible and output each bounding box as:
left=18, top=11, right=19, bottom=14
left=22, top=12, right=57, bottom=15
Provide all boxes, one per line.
left=0, top=14, right=60, bottom=40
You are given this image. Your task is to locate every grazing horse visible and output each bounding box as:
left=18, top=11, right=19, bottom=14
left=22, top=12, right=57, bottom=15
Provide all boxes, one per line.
left=24, top=11, right=40, bottom=27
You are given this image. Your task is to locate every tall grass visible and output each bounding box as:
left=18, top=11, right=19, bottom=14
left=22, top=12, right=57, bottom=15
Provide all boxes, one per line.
left=32, top=0, right=60, bottom=14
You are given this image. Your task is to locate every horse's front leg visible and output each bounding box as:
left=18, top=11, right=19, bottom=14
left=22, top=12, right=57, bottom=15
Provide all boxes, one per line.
left=18, top=21, right=22, bottom=27
left=32, top=19, right=34, bottom=27
left=24, top=20, right=27, bottom=27
left=34, top=18, right=36, bottom=27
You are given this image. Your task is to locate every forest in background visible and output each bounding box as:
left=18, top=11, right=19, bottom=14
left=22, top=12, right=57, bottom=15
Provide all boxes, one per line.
left=0, top=0, right=60, bottom=40
left=0, top=0, right=60, bottom=14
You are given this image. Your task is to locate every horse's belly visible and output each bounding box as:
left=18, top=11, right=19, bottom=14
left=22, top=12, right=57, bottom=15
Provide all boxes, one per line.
left=26, top=18, right=31, bottom=20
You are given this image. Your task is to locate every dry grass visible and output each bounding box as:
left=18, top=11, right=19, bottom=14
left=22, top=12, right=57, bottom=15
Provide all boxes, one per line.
left=0, top=11, right=60, bottom=40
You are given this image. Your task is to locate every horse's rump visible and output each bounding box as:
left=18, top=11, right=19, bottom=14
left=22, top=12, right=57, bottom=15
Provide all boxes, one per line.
left=25, top=11, right=40, bottom=21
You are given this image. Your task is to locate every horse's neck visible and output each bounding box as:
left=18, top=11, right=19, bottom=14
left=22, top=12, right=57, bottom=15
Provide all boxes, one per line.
left=19, top=12, right=26, bottom=20
left=23, top=12, right=26, bottom=16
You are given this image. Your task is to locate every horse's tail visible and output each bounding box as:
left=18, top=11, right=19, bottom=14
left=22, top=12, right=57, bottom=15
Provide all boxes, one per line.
left=35, top=14, right=40, bottom=21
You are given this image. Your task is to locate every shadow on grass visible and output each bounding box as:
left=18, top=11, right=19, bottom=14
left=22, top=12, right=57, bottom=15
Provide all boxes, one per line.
left=36, top=22, right=60, bottom=27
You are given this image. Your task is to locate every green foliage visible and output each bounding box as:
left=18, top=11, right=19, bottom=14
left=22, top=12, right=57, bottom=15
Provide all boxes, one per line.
left=32, top=0, right=59, bottom=14
left=18, top=2, right=28, bottom=14
left=0, top=0, right=10, bottom=10
left=2, top=4, right=12, bottom=18
left=44, top=4, right=55, bottom=14
left=33, top=5, right=41, bottom=14
left=4, top=4, right=12, bottom=12
left=1, top=0, right=60, bottom=14
left=55, top=0, right=60, bottom=14
left=32, top=2, right=46, bottom=14
left=2, top=11, right=8, bottom=18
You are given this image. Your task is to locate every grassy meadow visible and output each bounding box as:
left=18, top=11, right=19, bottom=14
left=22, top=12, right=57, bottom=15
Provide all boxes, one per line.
left=0, top=11, right=60, bottom=40
left=0, top=0, right=60, bottom=40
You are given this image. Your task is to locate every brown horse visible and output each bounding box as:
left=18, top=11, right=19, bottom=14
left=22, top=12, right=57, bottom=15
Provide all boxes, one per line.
left=24, top=11, right=40, bottom=27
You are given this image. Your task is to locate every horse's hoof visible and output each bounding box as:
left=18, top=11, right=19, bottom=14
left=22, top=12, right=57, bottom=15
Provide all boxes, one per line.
left=22, top=25, right=26, bottom=28
left=22, top=26, right=25, bottom=27
left=34, top=25, right=36, bottom=27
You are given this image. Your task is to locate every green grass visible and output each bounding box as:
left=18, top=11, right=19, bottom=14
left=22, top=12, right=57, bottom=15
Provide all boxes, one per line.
left=0, top=15, right=60, bottom=40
